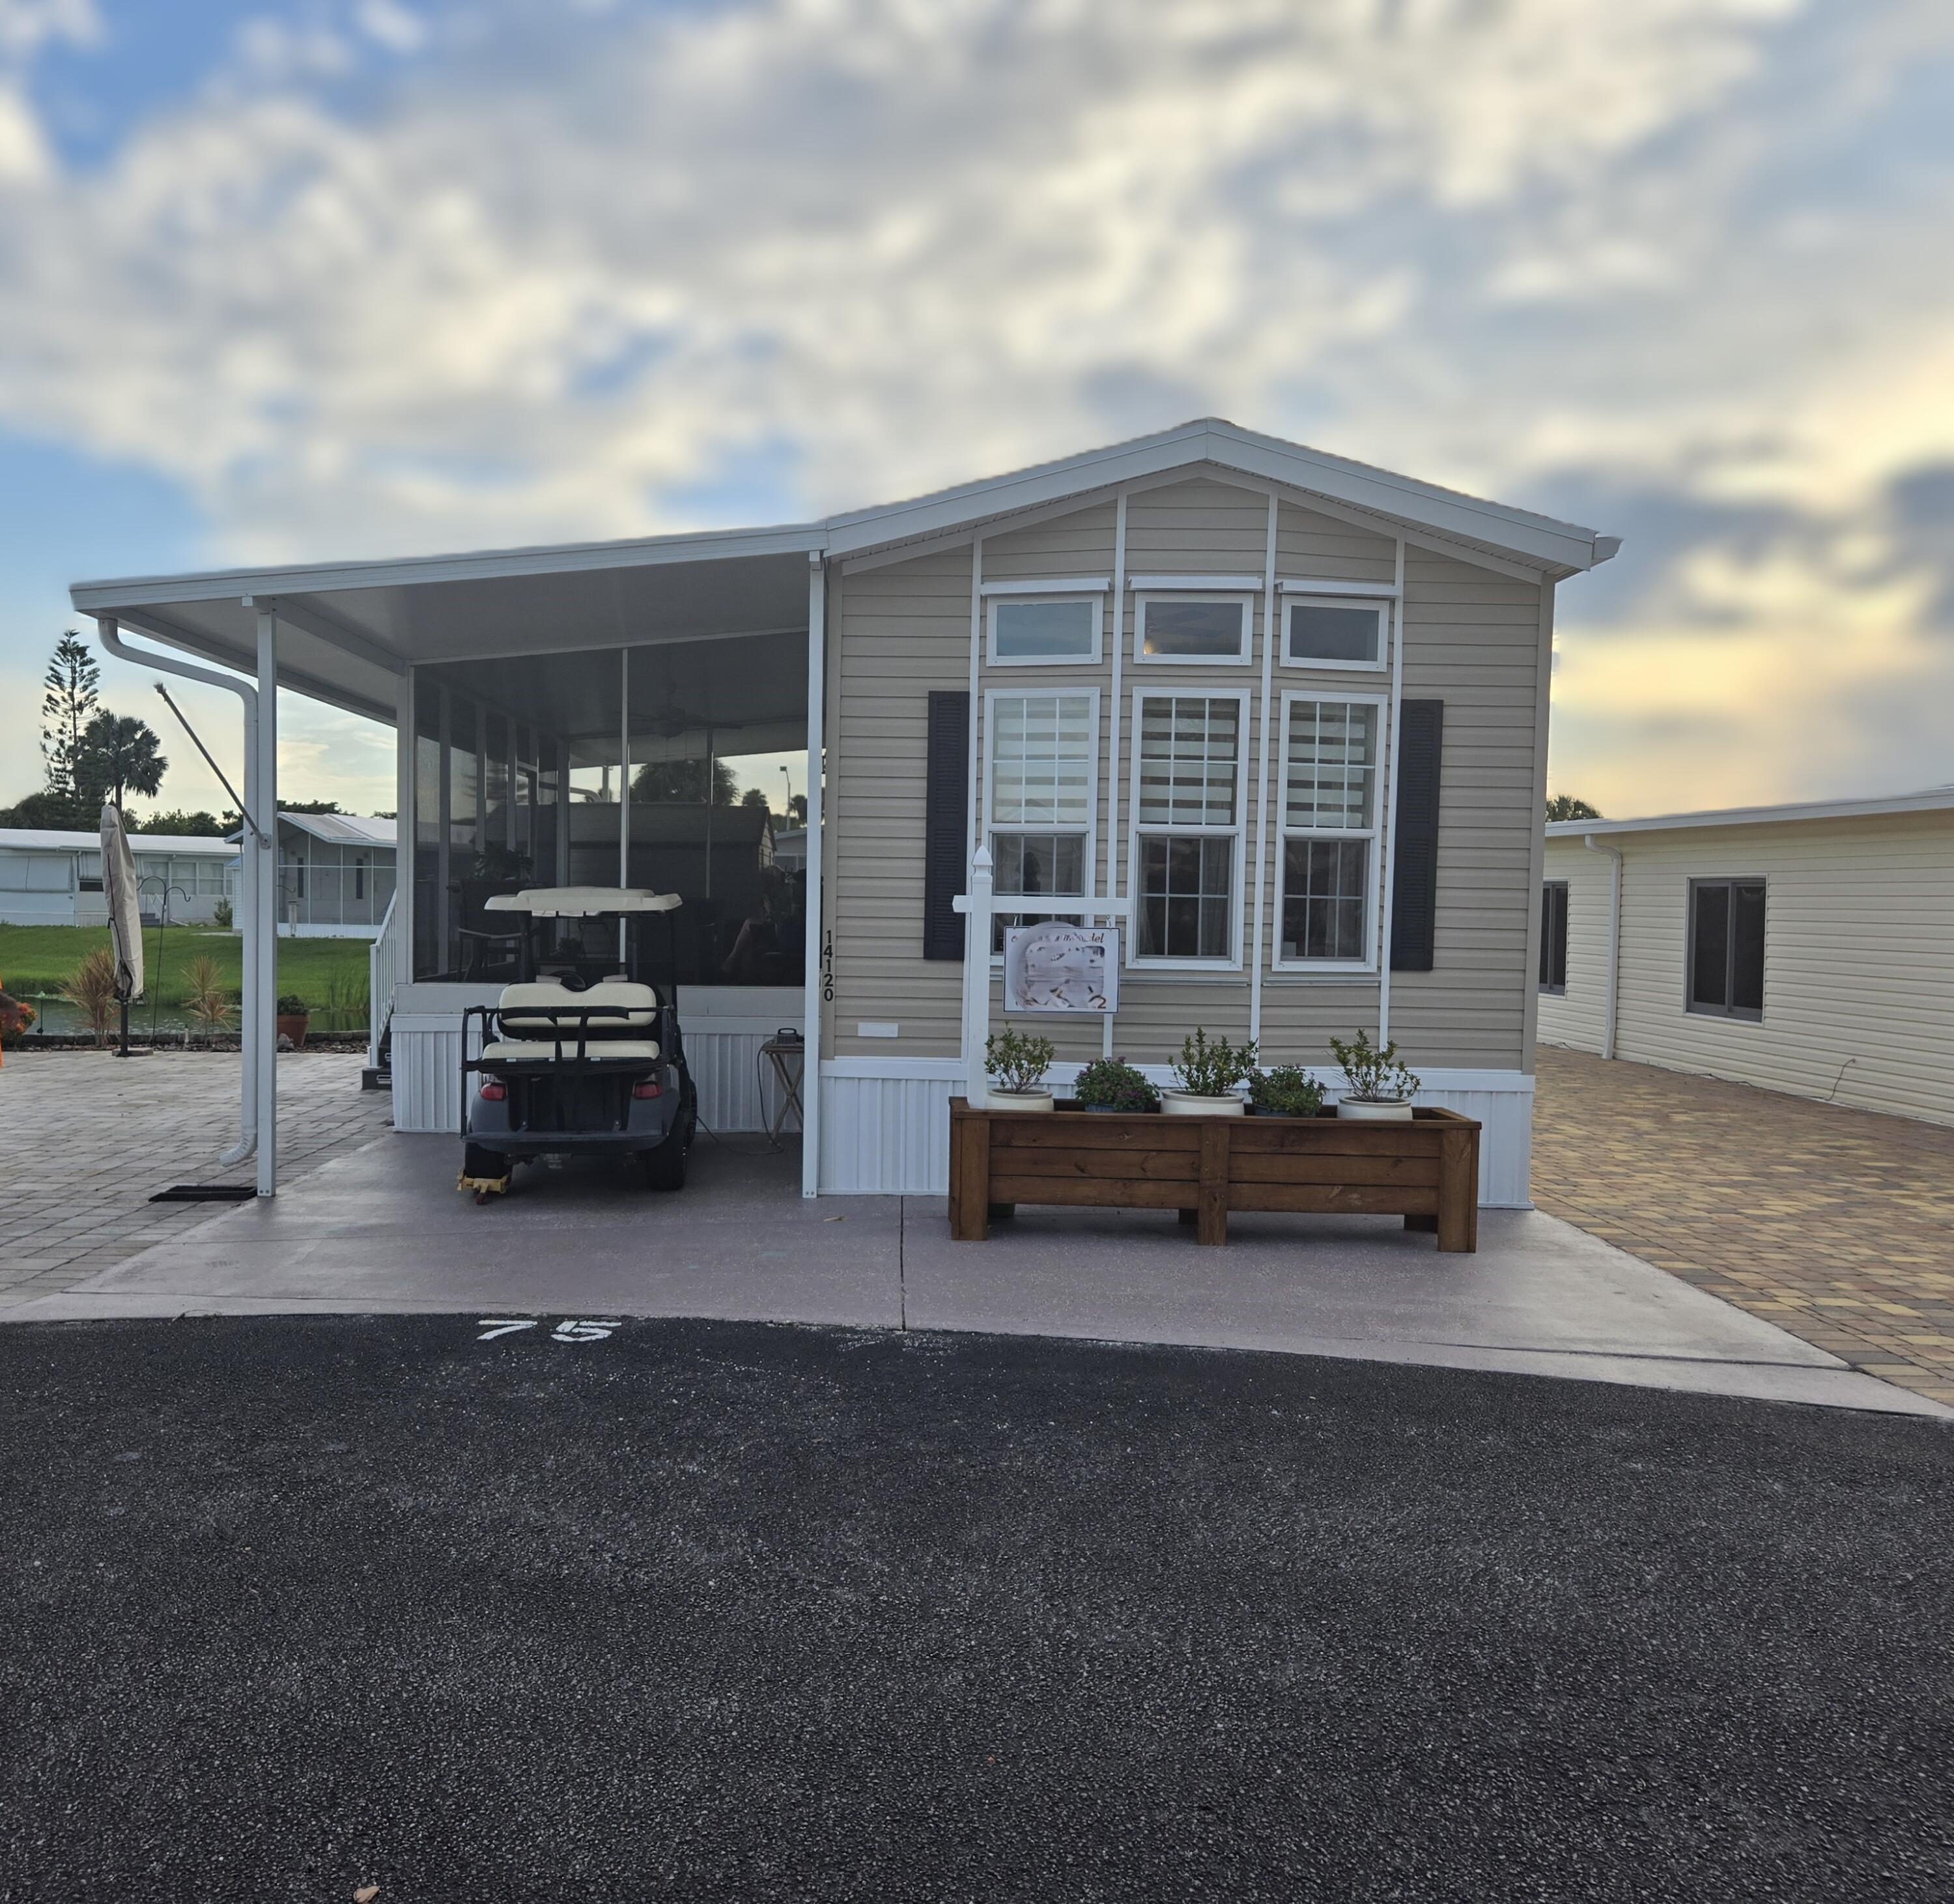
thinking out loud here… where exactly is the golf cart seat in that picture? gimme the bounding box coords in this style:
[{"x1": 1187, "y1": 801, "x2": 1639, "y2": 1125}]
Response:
[
  {"x1": 496, "y1": 977, "x2": 659, "y2": 1036},
  {"x1": 480, "y1": 1037, "x2": 662, "y2": 1063}
]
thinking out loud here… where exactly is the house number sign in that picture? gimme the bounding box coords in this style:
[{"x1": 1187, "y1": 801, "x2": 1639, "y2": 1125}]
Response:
[{"x1": 1002, "y1": 923, "x2": 1118, "y2": 1015}]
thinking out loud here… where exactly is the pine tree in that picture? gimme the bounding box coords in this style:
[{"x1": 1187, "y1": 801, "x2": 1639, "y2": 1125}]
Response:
[{"x1": 40, "y1": 631, "x2": 100, "y2": 815}]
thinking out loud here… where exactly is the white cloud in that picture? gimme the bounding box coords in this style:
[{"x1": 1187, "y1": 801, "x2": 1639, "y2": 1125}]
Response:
[{"x1": 1, "y1": 0, "x2": 1952, "y2": 809}]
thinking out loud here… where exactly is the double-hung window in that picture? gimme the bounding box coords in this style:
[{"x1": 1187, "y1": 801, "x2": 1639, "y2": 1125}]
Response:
[
  {"x1": 986, "y1": 690, "x2": 1097, "y2": 949},
  {"x1": 1277, "y1": 693, "x2": 1382, "y2": 968},
  {"x1": 1131, "y1": 692, "x2": 1246, "y2": 964},
  {"x1": 1688, "y1": 878, "x2": 1764, "y2": 1020},
  {"x1": 1539, "y1": 881, "x2": 1568, "y2": 994}
]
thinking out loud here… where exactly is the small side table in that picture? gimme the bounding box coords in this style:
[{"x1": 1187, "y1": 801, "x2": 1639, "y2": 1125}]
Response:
[{"x1": 759, "y1": 1037, "x2": 806, "y2": 1142}]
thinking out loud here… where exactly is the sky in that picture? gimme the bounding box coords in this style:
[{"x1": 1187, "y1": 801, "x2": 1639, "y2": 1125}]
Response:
[{"x1": 2, "y1": 0, "x2": 1952, "y2": 822}]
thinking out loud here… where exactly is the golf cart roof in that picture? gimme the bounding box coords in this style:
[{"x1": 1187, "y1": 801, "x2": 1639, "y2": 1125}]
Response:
[{"x1": 483, "y1": 886, "x2": 684, "y2": 918}]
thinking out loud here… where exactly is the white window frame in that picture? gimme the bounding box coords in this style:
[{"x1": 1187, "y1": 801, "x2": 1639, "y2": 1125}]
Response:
[
  {"x1": 1125, "y1": 685, "x2": 1251, "y2": 971},
  {"x1": 1277, "y1": 590, "x2": 1391, "y2": 674},
  {"x1": 1273, "y1": 688, "x2": 1388, "y2": 975},
  {"x1": 982, "y1": 578, "x2": 1107, "y2": 667},
  {"x1": 1131, "y1": 590, "x2": 1254, "y2": 667},
  {"x1": 982, "y1": 685, "x2": 1101, "y2": 960}
]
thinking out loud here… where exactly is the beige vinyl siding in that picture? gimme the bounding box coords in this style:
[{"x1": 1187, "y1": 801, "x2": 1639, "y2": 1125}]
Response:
[
  {"x1": 1605, "y1": 811, "x2": 1954, "y2": 1125},
  {"x1": 825, "y1": 473, "x2": 1551, "y2": 1080},
  {"x1": 1378, "y1": 550, "x2": 1543, "y2": 1069},
  {"x1": 1537, "y1": 836, "x2": 1617, "y2": 1053},
  {"x1": 826, "y1": 548, "x2": 972, "y2": 1058}
]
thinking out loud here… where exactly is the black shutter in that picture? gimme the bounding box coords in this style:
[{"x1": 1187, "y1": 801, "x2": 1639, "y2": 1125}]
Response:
[
  {"x1": 1389, "y1": 699, "x2": 1443, "y2": 972},
  {"x1": 922, "y1": 690, "x2": 970, "y2": 960}
]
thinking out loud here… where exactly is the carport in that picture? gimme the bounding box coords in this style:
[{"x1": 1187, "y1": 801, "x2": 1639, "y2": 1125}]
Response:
[{"x1": 72, "y1": 523, "x2": 827, "y2": 1197}]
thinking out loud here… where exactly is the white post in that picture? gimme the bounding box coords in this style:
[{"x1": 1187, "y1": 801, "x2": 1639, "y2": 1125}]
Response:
[
  {"x1": 253, "y1": 603, "x2": 279, "y2": 1196},
  {"x1": 393, "y1": 665, "x2": 414, "y2": 997},
  {"x1": 800, "y1": 553, "x2": 827, "y2": 1197},
  {"x1": 960, "y1": 846, "x2": 993, "y2": 1108}
]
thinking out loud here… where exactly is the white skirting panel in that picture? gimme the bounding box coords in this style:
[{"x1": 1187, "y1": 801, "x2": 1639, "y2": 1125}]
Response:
[
  {"x1": 817, "y1": 1059, "x2": 1536, "y2": 1206},
  {"x1": 389, "y1": 985, "x2": 805, "y2": 1138}
]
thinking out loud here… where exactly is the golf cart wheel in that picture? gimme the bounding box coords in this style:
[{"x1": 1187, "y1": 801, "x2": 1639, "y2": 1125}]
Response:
[
  {"x1": 641, "y1": 1135, "x2": 687, "y2": 1193},
  {"x1": 461, "y1": 1143, "x2": 512, "y2": 1202}
]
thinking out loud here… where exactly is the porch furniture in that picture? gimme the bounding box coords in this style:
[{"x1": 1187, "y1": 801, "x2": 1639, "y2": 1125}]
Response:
[
  {"x1": 949, "y1": 1099, "x2": 1480, "y2": 1249},
  {"x1": 760, "y1": 1035, "x2": 805, "y2": 1141}
]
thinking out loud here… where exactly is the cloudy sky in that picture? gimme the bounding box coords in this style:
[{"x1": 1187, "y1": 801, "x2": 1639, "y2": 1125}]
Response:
[{"x1": 2, "y1": 0, "x2": 1951, "y2": 821}]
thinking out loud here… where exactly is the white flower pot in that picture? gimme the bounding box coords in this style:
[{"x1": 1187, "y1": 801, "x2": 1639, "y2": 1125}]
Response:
[
  {"x1": 1161, "y1": 1091, "x2": 1245, "y2": 1117},
  {"x1": 1337, "y1": 1097, "x2": 1413, "y2": 1122},
  {"x1": 987, "y1": 1088, "x2": 1055, "y2": 1113}
]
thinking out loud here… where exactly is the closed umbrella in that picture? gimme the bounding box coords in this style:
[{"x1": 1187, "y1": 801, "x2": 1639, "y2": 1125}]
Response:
[{"x1": 100, "y1": 802, "x2": 145, "y2": 1058}]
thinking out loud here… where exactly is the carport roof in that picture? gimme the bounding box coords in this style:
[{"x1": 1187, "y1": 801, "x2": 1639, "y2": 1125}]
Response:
[{"x1": 71, "y1": 418, "x2": 1619, "y2": 726}]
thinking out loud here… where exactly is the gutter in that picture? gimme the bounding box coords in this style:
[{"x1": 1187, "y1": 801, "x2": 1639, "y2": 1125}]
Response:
[{"x1": 1582, "y1": 832, "x2": 1623, "y2": 1061}]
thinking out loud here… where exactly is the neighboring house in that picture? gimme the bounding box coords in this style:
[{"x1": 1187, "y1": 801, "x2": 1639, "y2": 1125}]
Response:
[
  {"x1": 256, "y1": 811, "x2": 398, "y2": 938},
  {"x1": 1540, "y1": 789, "x2": 1954, "y2": 1127},
  {"x1": 70, "y1": 418, "x2": 1621, "y2": 1196},
  {"x1": 0, "y1": 827, "x2": 236, "y2": 927}
]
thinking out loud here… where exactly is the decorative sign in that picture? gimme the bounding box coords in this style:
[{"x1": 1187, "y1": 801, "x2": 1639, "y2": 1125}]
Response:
[{"x1": 1002, "y1": 923, "x2": 1118, "y2": 1015}]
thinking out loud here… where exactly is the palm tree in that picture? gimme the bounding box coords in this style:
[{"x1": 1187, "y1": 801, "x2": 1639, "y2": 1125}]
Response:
[{"x1": 74, "y1": 713, "x2": 167, "y2": 812}]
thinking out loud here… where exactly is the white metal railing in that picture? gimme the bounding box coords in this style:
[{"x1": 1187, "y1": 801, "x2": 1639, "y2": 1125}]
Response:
[{"x1": 367, "y1": 888, "x2": 403, "y2": 1069}]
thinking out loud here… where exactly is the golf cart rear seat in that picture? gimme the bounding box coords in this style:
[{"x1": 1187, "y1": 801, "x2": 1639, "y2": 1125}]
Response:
[{"x1": 481, "y1": 977, "x2": 664, "y2": 1063}]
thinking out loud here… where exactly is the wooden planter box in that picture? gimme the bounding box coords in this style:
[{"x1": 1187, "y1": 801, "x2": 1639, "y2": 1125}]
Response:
[{"x1": 949, "y1": 1099, "x2": 1480, "y2": 1250}]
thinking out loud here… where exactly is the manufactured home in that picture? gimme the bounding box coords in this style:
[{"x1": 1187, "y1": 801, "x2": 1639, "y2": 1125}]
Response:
[
  {"x1": 70, "y1": 420, "x2": 1619, "y2": 1201},
  {"x1": 262, "y1": 811, "x2": 399, "y2": 938},
  {"x1": 1540, "y1": 789, "x2": 1954, "y2": 1127},
  {"x1": 0, "y1": 827, "x2": 236, "y2": 927}
]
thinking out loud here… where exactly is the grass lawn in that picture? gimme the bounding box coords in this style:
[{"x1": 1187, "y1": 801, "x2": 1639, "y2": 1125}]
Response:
[{"x1": 0, "y1": 925, "x2": 371, "y2": 1020}]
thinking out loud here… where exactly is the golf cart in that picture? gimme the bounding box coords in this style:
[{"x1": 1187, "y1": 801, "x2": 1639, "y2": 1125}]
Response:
[{"x1": 458, "y1": 886, "x2": 698, "y2": 1201}]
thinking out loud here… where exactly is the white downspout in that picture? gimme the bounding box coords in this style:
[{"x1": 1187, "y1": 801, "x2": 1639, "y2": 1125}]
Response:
[
  {"x1": 1583, "y1": 832, "x2": 1623, "y2": 1060},
  {"x1": 95, "y1": 615, "x2": 264, "y2": 1168},
  {"x1": 801, "y1": 552, "x2": 827, "y2": 1197}
]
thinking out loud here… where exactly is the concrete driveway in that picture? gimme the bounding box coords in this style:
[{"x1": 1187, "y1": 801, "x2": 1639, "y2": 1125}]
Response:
[{"x1": 9, "y1": 1124, "x2": 1942, "y2": 1416}]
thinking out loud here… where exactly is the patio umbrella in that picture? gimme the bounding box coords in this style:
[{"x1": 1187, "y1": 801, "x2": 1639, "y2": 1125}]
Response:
[{"x1": 100, "y1": 801, "x2": 144, "y2": 1057}]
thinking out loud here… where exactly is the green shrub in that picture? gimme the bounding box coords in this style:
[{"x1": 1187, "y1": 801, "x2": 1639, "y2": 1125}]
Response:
[
  {"x1": 276, "y1": 992, "x2": 310, "y2": 1017},
  {"x1": 1249, "y1": 1064, "x2": 1325, "y2": 1116},
  {"x1": 1073, "y1": 1056, "x2": 1160, "y2": 1113},
  {"x1": 60, "y1": 947, "x2": 119, "y2": 1047},
  {"x1": 212, "y1": 897, "x2": 233, "y2": 929},
  {"x1": 1170, "y1": 1028, "x2": 1258, "y2": 1098},
  {"x1": 1329, "y1": 1029, "x2": 1420, "y2": 1104},
  {"x1": 985, "y1": 1026, "x2": 1056, "y2": 1094}
]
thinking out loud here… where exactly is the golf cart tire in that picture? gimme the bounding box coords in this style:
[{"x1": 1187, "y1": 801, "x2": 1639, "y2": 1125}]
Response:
[
  {"x1": 642, "y1": 1135, "x2": 687, "y2": 1192},
  {"x1": 462, "y1": 1143, "x2": 513, "y2": 1202}
]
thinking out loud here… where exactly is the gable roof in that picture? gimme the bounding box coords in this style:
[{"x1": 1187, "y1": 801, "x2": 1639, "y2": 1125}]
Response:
[
  {"x1": 1546, "y1": 787, "x2": 1954, "y2": 841},
  {"x1": 69, "y1": 419, "x2": 1615, "y2": 725},
  {"x1": 275, "y1": 811, "x2": 397, "y2": 848}
]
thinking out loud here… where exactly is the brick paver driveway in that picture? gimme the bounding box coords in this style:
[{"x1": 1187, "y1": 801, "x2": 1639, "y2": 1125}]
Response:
[
  {"x1": 0, "y1": 1050, "x2": 392, "y2": 1311},
  {"x1": 1533, "y1": 1046, "x2": 1954, "y2": 1409}
]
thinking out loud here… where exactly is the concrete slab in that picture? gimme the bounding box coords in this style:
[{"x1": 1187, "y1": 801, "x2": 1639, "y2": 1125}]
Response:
[{"x1": 11, "y1": 1130, "x2": 1946, "y2": 1418}]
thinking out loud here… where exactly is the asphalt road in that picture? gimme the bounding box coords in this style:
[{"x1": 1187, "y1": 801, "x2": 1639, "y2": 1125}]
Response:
[{"x1": 3, "y1": 1316, "x2": 1950, "y2": 1903}]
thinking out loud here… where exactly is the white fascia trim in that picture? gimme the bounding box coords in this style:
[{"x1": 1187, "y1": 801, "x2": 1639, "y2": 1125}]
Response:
[
  {"x1": 1128, "y1": 573, "x2": 1264, "y2": 593},
  {"x1": 1547, "y1": 789, "x2": 1954, "y2": 838},
  {"x1": 1279, "y1": 578, "x2": 1400, "y2": 597},
  {"x1": 70, "y1": 522, "x2": 830, "y2": 611},
  {"x1": 980, "y1": 576, "x2": 1111, "y2": 596}
]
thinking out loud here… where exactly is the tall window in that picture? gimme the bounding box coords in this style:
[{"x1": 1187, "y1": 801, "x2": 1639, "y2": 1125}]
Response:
[
  {"x1": 987, "y1": 692, "x2": 1096, "y2": 945},
  {"x1": 1689, "y1": 879, "x2": 1764, "y2": 1020},
  {"x1": 1540, "y1": 881, "x2": 1568, "y2": 994},
  {"x1": 1277, "y1": 695, "x2": 1381, "y2": 966},
  {"x1": 1132, "y1": 692, "x2": 1244, "y2": 962}
]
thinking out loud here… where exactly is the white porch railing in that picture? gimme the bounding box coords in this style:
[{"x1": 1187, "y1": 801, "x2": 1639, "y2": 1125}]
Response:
[{"x1": 367, "y1": 889, "x2": 403, "y2": 1069}]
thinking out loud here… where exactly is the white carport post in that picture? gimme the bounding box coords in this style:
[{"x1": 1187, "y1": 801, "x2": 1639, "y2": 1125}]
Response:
[
  {"x1": 800, "y1": 552, "x2": 825, "y2": 1197},
  {"x1": 248, "y1": 599, "x2": 279, "y2": 1196}
]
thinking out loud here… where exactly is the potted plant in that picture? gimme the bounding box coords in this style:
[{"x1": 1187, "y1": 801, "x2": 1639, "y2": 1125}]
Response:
[
  {"x1": 1163, "y1": 1028, "x2": 1257, "y2": 1117},
  {"x1": 984, "y1": 1026, "x2": 1057, "y2": 1111},
  {"x1": 1248, "y1": 1063, "x2": 1325, "y2": 1118},
  {"x1": 276, "y1": 992, "x2": 311, "y2": 1050},
  {"x1": 1329, "y1": 1029, "x2": 1420, "y2": 1121},
  {"x1": 1072, "y1": 1056, "x2": 1160, "y2": 1115}
]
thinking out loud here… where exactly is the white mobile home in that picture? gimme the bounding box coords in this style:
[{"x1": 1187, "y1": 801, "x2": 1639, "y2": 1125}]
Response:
[
  {"x1": 0, "y1": 827, "x2": 236, "y2": 927},
  {"x1": 70, "y1": 420, "x2": 1619, "y2": 1201},
  {"x1": 265, "y1": 811, "x2": 398, "y2": 938},
  {"x1": 1540, "y1": 789, "x2": 1954, "y2": 1126}
]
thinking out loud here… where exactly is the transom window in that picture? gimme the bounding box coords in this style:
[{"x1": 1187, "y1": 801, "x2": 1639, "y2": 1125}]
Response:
[
  {"x1": 988, "y1": 594, "x2": 1099, "y2": 664},
  {"x1": 1284, "y1": 596, "x2": 1387, "y2": 669},
  {"x1": 1131, "y1": 692, "x2": 1245, "y2": 963},
  {"x1": 1277, "y1": 694, "x2": 1381, "y2": 966},
  {"x1": 987, "y1": 691, "x2": 1097, "y2": 949},
  {"x1": 1135, "y1": 593, "x2": 1251, "y2": 664},
  {"x1": 1688, "y1": 878, "x2": 1764, "y2": 1020}
]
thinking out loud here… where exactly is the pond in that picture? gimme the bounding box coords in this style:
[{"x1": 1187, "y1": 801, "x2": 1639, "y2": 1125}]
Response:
[{"x1": 20, "y1": 997, "x2": 370, "y2": 1039}]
